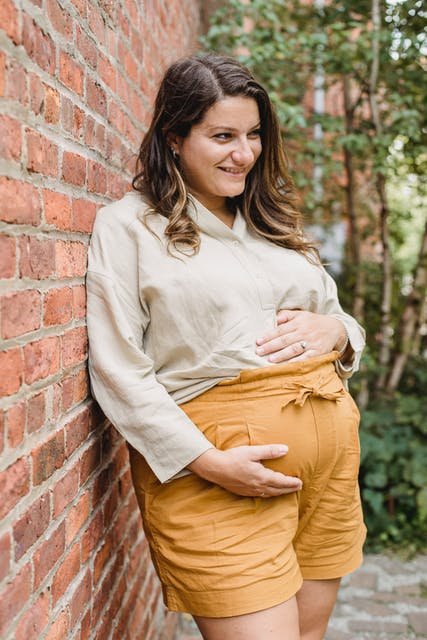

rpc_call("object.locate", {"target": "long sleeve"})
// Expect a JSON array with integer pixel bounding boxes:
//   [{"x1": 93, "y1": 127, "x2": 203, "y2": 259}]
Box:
[
  {"x1": 86, "y1": 203, "x2": 213, "y2": 483},
  {"x1": 320, "y1": 265, "x2": 366, "y2": 379}
]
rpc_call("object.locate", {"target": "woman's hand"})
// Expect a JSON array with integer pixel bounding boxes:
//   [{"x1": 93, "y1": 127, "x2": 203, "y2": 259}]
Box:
[
  {"x1": 187, "y1": 445, "x2": 302, "y2": 497},
  {"x1": 255, "y1": 309, "x2": 349, "y2": 363}
]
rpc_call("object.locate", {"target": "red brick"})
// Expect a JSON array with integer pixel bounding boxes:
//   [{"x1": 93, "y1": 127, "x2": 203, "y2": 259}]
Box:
[
  {"x1": 0, "y1": 456, "x2": 30, "y2": 519},
  {"x1": 0, "y1": 347, "x2": 24, "y2": 396},
  {"x1": 81, "y1": 509, "x2": 103, "y2": 563},
  {"x1": 72, "y1": 284, "x2": 87, "y2": 318},
  {"x1": 0, "y1": 0, "x2": 21, "y2": 44},
  {"x1": 5, "y1": 58, "x2": 27, "y2": 104},
  {"x1": 60, "y1": 94, "x2": 73, "y2": 133},
  {"x1": 62, "y1": 151, "x2": 86, "y2": 186},
  {"x1": 88, "y1": 5, "x2": 105, "y2": 45},
  {"x1": 22, "y1": 15, "x2": 56, "y2": 73},
  {"x1": 29, "y1": 73, "x2": 44, "y2": 115},
  {"x1": 6, "y1": 400, "x2": 26, "y2": 448},
  {"x1": 61, "y1": 376, "x2": 74, "y2": 411},
  {"x1": 24, "y1": 336, "x2": 60, "y2": 384},
  {"x1": 19, "y1": 236, "x2": 56, "y2": 279},
  {"x1": 52, "y1": 542, "x2": 80, "y2": 604},
  {"x1": 72, "y1": 104, "x2": 85, "y2": 140},
  {"x1": 108, "y1": 172, "x2": 129, "y2": 200},
  {"x1": 43, "y1": 189, "x2": 72, "y2": 229},
  {"x1": 72, "y1": 198, "x2": 97, "y2": 232},
  {"x1": 27, "y1": 129, "x2": 58, "y2": 177},
  {"x1": 86, "y1": 77, "x2": 107, "y2": 117},
  {"x1": 66, "y1": 491, "x2": 90, "y2": 544},
  {"x1": 0, "y1": 533, "x2": 11, "y2": 582},
  {"x1": 76, "y1": 24, "x2": 97, "y2": 68},
  {"x1": 27, "y1": 392, "x2": 46, "y2": 434},
  {"x1": 103, "y1": 486, "x2": 119, "y2": 529},
  {"x1": 59, "y1": 51, "x2": 84, "y2": 95},
  {"x1": 80, "y1": 440, "x2": 101, "y2": 487},
  {"x1": 65, "y1": 408, "x2": 90, "y2": 457},
  {"x1": 124, "y1": 50, "x2": 138, "y2": 84},
  {"x1": 15, "y1": 590, "x2": 49, "y2": 640},
  {"x1": 44, "y1": 85, "x2": 60, "y2": 124},
  {"x1": 56, "y1": 240, "x2": 87, "y2": 278},
  {"x1": 1, "y1": 289, "x2": 41, "y2": 339},
  {"x1": 0, "y1": 411, "x2": 3, "y2": 454},
  {"x1": 0, "y1": 235, "x2": 16, "y2": 278},
  {"x1": 51, "y1": 382, "x2": 62, "y2": 420},
  {"x1": 74, "y1": 369, "x2": 89, "y2": 403},
  {"x1": 80, "y1": 608, "x2": 91, "y2": 640},
  {"x1": 0, "y1": 114, "x2": 21, "y2": 160},
  {"x1": 70, "y1": 568, "x2": 92, "y2": 627},
  {"x1": 61, "y1": 325, "x2": 88, "y2": 369},
  {"x1": 92, "y1": 464, "x2": 112, "y2": 505},
  {"x1": 98, "y1": 53, "x2": 116, "y2": 91},
  {"x1": 53, "y1": 462, "x2": 79, "y2": 516},
  {"x1": 47, "y1": 0, "x2": 73, "y2": 39},
  {"x1": 13, "y1": 492, "x2": 50, "y2": 561},
  {"x1": 87, "y1": 160, "x2": 107, "y2": 194},
  {"x1": 43, "y1": 286, "x2": 73, "y2": 326},
  {"x1": 93, "y1": 536, "x2": 111, "y2": 584},
  {"x1": 44, "y1": 609, "x2": 69, "y2": 640},
  {"x1": 0, "y1": 177, "x2": 41, "y2": 225},
  {"x1": 0, "y1": 51, "x2": 5, "y2": 96},
  {"x1": 32, "y1": 429, "x2": 64, "y2": 485},
  {"x1": 0, "y1": 564, "x2": 31, "y2": 638},
  {"x1": 33, "y1": 521, "x2": 65, "y2": 589}
]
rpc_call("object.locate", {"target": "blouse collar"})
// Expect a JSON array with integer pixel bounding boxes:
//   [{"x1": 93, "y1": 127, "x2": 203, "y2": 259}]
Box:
[{"x1": 187, "y1": 193, "x2": 245, "y2": 240}]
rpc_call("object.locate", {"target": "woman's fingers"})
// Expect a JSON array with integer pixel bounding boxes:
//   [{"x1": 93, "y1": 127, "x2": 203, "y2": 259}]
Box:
[{"x1": 255, "y1": 329, "x2": 300, "y2": 356}]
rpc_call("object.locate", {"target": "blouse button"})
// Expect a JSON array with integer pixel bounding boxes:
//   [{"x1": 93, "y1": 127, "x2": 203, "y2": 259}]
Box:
[{"x1": 232, "y1": 240, "x2": 239, "y2": 247}]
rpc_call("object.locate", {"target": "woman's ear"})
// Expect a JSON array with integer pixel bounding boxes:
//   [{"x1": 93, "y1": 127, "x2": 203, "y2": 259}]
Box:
[{"x1": 166, "y1": 133, "x2": 180, "y2": 156}]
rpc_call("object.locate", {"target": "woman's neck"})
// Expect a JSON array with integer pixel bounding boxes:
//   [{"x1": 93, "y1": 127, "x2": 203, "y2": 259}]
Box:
[{"x1": 189, "y1": 191, "x2": 235, "y2": 229}]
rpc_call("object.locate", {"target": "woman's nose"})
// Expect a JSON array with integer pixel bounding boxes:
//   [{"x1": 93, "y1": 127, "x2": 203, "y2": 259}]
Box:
[{"x1": 231, "y1": 138, "x2": 255, "y2": 164}]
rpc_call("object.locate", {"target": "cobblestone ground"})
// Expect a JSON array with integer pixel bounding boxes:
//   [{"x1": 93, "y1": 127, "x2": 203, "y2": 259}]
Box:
[{"x1": 175, "y1": 554, "x2": 427, "y2": 639}]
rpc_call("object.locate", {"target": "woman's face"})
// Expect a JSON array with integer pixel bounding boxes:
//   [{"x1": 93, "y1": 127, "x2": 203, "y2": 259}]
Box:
[{"x1": 171, "y1": 96, "x2": 262, "y2": 210}]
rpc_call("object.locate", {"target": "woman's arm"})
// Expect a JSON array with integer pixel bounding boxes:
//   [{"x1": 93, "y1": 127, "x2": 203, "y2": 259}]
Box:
[{"x1": 87, "y1": 203, "x2": 214, "y2": 483}]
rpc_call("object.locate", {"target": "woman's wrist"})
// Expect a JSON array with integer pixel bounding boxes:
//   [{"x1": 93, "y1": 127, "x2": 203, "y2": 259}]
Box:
[
  {"x1": 187, "y1": 447, "x2": 223, "y2": 481},
  {"x1": 334, "y1": 322, "x2": 349, "y2": 355}
]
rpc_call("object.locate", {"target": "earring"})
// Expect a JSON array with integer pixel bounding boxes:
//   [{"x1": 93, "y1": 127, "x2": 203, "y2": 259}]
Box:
[{"x1": 170, "y1": 147, "x2": 178, "y2": 160}]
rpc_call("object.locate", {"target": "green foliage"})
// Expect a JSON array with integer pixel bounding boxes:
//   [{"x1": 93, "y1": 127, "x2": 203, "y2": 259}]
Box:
[{"x1": 357, "y1": 360, "x2": 427, "y2": 554}]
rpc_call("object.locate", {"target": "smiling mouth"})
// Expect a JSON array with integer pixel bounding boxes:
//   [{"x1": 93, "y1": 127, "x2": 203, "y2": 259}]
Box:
[{"x1": 218, "y1": 167, "x2": 247, "y2": 175}]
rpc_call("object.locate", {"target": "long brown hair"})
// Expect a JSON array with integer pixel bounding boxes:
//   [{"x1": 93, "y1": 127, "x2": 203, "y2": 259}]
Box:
[{"x1": 133, "y1": 53, "x2": 318, "y2": 259}]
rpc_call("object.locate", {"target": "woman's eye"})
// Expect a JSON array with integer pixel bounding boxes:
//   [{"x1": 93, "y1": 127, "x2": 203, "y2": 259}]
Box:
[
  {"x1": 249, "y1": 129, "x2": 262, "y2": 138},
  {"x1": 214, "y1": 133, "x2": 231, "y2": 140}
]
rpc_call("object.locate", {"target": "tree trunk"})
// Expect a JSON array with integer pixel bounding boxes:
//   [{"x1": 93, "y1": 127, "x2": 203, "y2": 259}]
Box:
[
  {"x1": 343, "y1": 75, "x2": 364, "y2": 322},
  {"x1": 386, "y1": 219, "x2": 427, "y2": 392},
  {"x1": 368, "y1": 0, "x2": 394, "y2": 392}
]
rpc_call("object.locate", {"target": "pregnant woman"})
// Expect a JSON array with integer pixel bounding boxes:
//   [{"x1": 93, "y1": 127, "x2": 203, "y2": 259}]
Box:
[{"x1": 86, "y1": 53, "x2": 366, "y2": 640}]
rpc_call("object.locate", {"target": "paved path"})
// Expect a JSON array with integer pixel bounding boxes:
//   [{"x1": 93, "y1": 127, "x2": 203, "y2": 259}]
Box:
[{"x1": 175, "y1": 554, "x2": 427, "y2": 639}]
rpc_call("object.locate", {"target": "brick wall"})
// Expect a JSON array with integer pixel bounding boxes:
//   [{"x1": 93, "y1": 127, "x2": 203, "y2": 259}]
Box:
[{"x1": 0, "y1": 2, "x2": 202, "y2": 638}]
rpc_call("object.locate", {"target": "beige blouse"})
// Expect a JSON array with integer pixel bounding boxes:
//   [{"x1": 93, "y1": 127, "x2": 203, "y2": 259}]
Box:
[{"x1": 86, "y1": 191, "x2": 365, "y2": 483}]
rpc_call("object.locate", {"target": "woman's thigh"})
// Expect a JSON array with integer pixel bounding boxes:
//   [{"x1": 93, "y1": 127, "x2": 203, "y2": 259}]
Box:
[{"x1": 194, "y1": 596, "x2": 300, "y2": 640}]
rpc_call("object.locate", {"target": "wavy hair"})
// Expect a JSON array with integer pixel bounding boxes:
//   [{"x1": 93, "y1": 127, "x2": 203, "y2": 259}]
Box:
[{"x1": 132, "y1": 53, "x2": 318, "y2": 260}]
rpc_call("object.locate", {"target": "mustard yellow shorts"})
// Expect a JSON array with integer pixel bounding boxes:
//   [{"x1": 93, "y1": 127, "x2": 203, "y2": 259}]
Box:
[{"x1": 128, "y1": 352, "x2": 366, "y2": 618}]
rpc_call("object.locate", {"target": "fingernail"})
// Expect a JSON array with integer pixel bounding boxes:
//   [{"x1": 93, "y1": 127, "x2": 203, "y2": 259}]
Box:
[
  {"x1": 268, "y1": 354, "x2": 278, "y2": 362},
  {"x1": 256, "y1": 346, "x2": 265, "y2": 355},
  {"x1": 278, "y1": 445, "x2": 288, "y2": 454}
]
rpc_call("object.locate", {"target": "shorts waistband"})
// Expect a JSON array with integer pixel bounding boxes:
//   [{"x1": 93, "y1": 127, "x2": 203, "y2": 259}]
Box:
[{"x1": 192, "y1": 351, "x2": 344, "y2": 403}]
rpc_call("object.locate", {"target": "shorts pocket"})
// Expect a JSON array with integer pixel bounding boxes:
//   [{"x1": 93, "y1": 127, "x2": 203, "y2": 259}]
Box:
[{"x1": 213, "y1": 417, "x2": 251, "y2": 451}]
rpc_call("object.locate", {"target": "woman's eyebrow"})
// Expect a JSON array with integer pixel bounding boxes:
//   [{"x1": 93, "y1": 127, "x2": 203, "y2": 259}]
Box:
[{"x1": 205, "y1": 122, "x2": 261, "y2": 132}]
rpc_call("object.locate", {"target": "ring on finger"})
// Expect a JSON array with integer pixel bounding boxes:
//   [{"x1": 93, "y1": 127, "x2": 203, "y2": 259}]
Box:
[
  {"x1": 300, "y1": 340, "x2": 307, "y2": 350},
  {"x1": 260, "y1": 492, "x2": 265, "y2": 498}
]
